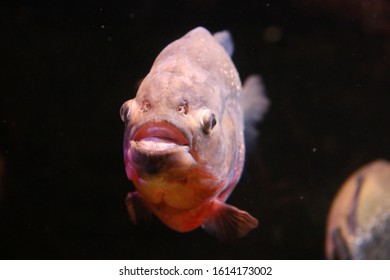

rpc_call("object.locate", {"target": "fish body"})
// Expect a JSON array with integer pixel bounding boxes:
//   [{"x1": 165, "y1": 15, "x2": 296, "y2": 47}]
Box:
[
  {"x1": 120, "y1": 27, "x2": 269, "y2": 240},
  {"x1": 326, "y1": 160, "x2": 390, "y2": 259}
]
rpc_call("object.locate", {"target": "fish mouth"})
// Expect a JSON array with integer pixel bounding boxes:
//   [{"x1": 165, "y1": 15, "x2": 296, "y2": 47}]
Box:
[
  {"x1": 130, "y1": 121, "x2": 191, "y2": 155},
  {"x1": 127, "y1": 121, "x2": 196, "y2": 176}
]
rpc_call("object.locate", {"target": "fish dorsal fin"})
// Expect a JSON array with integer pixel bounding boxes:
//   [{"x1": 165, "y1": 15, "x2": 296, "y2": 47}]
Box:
[
  {"x1": 241, "y1": 75, "x2": 270, "y2": 145},
  {"x1": 213, "y1": 30, "x2": 234, "y2": 56},
  {"x1": 202, "y1": 200, "x2": 258, "y2": 241}
]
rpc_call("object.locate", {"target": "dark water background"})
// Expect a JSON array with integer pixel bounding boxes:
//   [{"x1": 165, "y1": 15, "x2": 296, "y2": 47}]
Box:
[{"x1": 0, "y1": 0, "x2": 389, "y2": 259}]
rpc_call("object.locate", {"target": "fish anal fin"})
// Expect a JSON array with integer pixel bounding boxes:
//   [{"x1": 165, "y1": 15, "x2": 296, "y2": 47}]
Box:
[
  {"x1": 125, "y1": 191, "x2": 152, "y2": 226},
  {"x1": 202, "y1": 201, "x2": 258, "y2": 241}
]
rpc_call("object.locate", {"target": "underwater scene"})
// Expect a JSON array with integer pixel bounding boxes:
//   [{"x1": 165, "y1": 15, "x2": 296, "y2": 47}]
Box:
[{"x1": 1, "y1": 0, "x2": 389, "y2": 259}]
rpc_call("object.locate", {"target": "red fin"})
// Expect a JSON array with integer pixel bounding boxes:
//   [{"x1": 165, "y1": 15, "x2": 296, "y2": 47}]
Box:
[
  {"x1": 125, "y1": 191, "x2": 152, "y2": 225},
  {"x1": 202, "y1": 200, "x2": 258, "y2": 241}
]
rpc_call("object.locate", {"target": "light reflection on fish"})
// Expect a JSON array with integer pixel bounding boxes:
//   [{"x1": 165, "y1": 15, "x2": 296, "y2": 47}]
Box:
[
  {"x1": 326, "y1": 160, "x2": 390, "y2": 259},
  {"x1": 120, "y1": 27, "x2": 269, "y2": 240}
]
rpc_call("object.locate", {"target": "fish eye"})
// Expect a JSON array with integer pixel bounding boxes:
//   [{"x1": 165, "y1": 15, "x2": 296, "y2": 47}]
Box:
[
  {"x1": 177, "y1": 102, "x2": 189, "y2": 115},
  {"x1": 210, "y1": 113, "x2": 217, "y2": 128},
  {"x1": 202, "y1": 110, "x2": 217, "y2": 134},
  {"x1": 120, "y1": 102, "x2": 130, "y2": 122}
]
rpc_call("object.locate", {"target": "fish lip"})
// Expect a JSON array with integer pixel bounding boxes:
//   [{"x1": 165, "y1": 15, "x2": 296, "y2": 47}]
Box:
[
  {"x1": 130, "y1": 120, "x2": 191, "y2": 152},
  {"x1": 126, "y1": 121, "x2": 197, "y2": 176}
]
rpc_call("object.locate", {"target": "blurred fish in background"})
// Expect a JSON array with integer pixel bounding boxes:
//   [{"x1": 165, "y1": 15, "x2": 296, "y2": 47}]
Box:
[{"x1": 326, "y1": 160, "x2": 390, "y2": 259}]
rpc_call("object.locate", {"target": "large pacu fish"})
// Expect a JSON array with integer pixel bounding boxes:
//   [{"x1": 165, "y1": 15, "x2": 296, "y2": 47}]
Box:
[
  {"x1": 326, "y1": 160, "x2": 390, "y2": 259},
  {"x1": 120, "y1": 27, "x2": 269, "y2": 240}
]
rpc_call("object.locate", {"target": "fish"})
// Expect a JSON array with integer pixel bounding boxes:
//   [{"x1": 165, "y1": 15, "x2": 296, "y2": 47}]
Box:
[
  {"x1": 120, "y1": 26, "x2": 269, "y2": 241},
  {"x1": 325, "y1": 159, "x2": 390, "y2": 259}
]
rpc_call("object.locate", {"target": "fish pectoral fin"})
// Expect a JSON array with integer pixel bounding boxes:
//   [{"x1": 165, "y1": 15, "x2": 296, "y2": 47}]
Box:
[
  {"x1": 202, "y1": 201, "x2": 258, "y2": 241},
  {"x1": 125, "y1": 191, "x2": 152, "y2": 226},
  {"x1": 241, "y1": 75, "x2": 270, "y2": 147}
]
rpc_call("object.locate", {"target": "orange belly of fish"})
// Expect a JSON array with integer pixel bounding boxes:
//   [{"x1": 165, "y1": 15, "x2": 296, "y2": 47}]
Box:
[
  {"x1": 138, "y1": 175, "x2": 227, "y2": 232},
  {"x1": 151, "y1": 200, "x2": 213, "y2": 232}
]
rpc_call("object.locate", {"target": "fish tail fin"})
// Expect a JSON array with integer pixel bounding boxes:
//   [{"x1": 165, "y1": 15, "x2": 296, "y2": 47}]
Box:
[
  {"x1": 202, "y1": 200, "x2": 258, "y2": 241},
  {"x1": 241, "y1": 75, "x2": 270, "y2": 144},
  {"x1": 125, "y1": 191, "x2": 152, "y2": 226},
  {"x1": 213, "y1": 30, "x2": 234, "y2": 56}
]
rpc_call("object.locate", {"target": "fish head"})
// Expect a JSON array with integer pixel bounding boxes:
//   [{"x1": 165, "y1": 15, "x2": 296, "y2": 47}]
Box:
[{"x1": 120, "y1": 72, "x2": 225, "y2": 183}]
